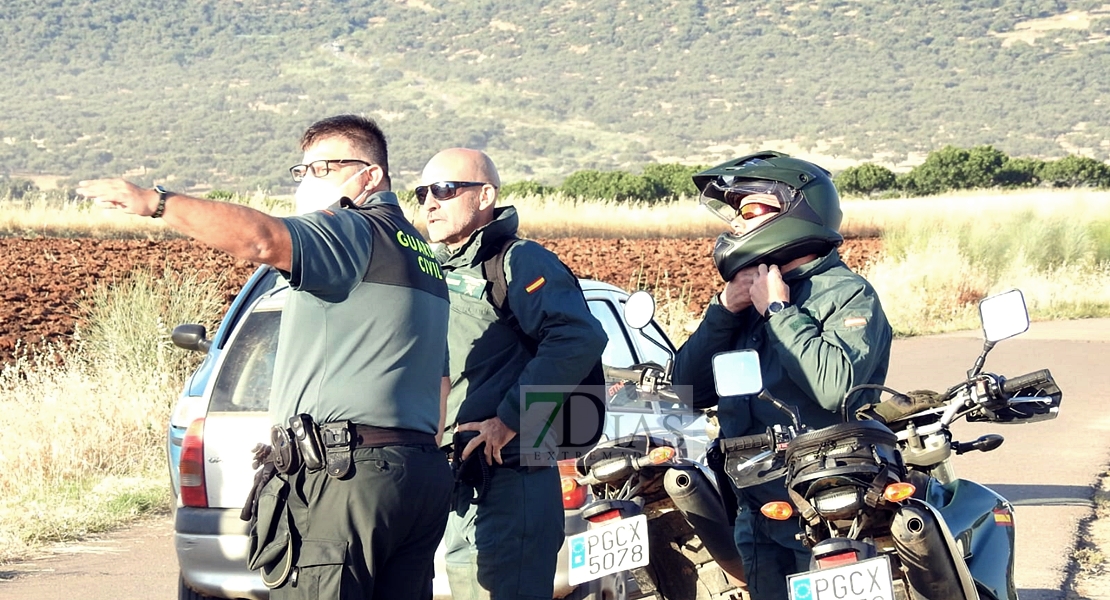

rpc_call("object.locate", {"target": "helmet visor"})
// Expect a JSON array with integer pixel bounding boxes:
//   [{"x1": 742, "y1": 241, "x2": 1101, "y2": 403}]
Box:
[{"x1": 699, "y1": 179, "x2": 799, "y2": 226}]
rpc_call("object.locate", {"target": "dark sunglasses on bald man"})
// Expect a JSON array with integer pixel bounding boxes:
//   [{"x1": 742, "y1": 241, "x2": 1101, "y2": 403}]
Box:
[{"x1": 415, "y1": 181, "x2": 489, "y2": 205}]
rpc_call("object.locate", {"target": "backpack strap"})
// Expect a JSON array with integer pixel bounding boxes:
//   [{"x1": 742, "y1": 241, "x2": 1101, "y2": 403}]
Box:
[
  {"x1": 481, "y1": 236, "x2": 607, "y2": 389},
  {"x1": 482, "y1": 235, "x2": 521, "y2": 314}
]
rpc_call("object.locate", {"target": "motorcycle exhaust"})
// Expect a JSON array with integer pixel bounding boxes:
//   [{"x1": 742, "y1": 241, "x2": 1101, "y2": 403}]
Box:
[
  {"x1": 890, "y1": 503, "x2": 976, "y2": 600},
  {"x1": 663, "y1": 467, "x2": 747, "y2": 584}
]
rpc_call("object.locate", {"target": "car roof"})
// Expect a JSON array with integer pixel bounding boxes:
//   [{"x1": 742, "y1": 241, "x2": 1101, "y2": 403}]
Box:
[{"x1": 578, "y1": 279, "x2": 628, "y2": 295}]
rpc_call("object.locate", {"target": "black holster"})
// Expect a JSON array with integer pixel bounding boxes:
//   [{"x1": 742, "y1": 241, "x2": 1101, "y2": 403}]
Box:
[
  {"x1": 289, "y1": 414, "x2": 324, "y2": 472},
  {"x1": 270, "y1": 424, "x2": 300, "y2": 475},
  {"x1": 452, "y1": 430, "x2": 491, "y2": 505}
]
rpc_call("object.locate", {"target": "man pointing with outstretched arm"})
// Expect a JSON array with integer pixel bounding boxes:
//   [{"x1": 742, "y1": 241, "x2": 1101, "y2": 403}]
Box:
[{"x1": 78, "y1": 114, "x2": 453, "y2": 600}]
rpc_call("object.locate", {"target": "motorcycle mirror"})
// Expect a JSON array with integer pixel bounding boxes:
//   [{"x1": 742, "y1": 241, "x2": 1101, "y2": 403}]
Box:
[
  {"x1": 712, "y1": 350, "x2": 763, "y2": 397},
  {"x1": 979, "y1": 289, "x2": 1030, "y2": 343},
  {"x1": 623, "y1": 291, "x2": 656, "y2": 330}
]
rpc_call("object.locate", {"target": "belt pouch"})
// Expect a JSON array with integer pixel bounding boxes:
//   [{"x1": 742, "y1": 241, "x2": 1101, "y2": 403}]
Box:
[
  {"x1": 320, "y1": 421, "x2": 355, "y2": 479},
  {"x1": 246, "y1": 475, "x2": 294, "y2": 589},
  {"x1": 270, "y1": 424, "x2": 300, "y2": 475},
  {"x1": 289, "y1": 414, "x2": 324, "y2": 472}
]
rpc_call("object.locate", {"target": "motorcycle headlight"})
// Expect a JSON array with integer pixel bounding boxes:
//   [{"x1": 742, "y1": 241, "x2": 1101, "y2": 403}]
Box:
[{"x1": 812, "y1": 487, "x2": 862, "y2": 520}]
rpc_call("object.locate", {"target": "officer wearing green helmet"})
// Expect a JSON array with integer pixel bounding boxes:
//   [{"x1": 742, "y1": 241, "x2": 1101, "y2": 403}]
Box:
[{"x1": 672, "y1": 151, "x2": 893, "y2": 600}]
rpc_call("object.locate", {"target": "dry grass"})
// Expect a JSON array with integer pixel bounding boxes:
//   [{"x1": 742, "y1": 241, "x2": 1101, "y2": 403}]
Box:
[
  {"x1": 6, "y1": 187, "x2": 1109, "y2": 242},
  {"x1": 840, "y1": 188, "x2": 1110, "y2": 238},
  {"x1": 0, "y1": 344, "x2": 174, "y2": 561},
  {"x1": 0, "y1": 192, "x2": 288, "y2": 239},
  {"x1": 855, "y1": 190, "x2": 1110, "y2": 336},
  {"x1": 0, "y1": 269, "x2": 222, "y2": 562}
]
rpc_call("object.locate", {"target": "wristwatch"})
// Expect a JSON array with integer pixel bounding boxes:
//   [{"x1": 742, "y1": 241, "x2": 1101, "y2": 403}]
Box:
[
  {"x1": 151, "y1": 185, "x2": 169, "y2": 219},
  {"x1": 766, "y1": 300, "x2": 792, "y2": 317}
]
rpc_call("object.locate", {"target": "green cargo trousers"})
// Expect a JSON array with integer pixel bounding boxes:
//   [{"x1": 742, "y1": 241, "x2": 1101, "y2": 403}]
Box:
[
  {"x1": 444, "y1": 464, "x2": 564, "y2": 600},
  {"x1": 273, "y1": 444, "x2": 452, "y2": 600}
]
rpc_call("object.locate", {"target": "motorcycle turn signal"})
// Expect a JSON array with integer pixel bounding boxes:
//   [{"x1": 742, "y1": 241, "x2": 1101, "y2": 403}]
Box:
[
  {"x1": 647, "y1": 446, "x2": 676, "y2": 465},
  {"x1": 761, "y1": 501, "x2": 795, "y2": 521},
  {"x1": 882, "y1": 482, "x2": 917, "y2": 503}
]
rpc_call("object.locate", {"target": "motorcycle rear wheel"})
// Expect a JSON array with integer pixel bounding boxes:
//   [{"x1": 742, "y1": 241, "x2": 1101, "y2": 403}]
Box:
[{"x1": 628, "y1": 511, "x2": 748, "y2": 600}]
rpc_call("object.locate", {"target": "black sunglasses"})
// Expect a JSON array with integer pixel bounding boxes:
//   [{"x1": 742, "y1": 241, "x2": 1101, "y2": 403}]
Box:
[{"x1": 415, "y1": 181, "x2": 488, "y2": 205}]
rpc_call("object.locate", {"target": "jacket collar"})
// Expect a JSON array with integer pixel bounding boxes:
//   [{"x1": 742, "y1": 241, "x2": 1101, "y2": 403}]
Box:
[
  {"x1": 437, "y1": 206, "x2": 519, "y2": 267},
  {"x1": 782, "y1": 250, "x2": 842, "y2": 282}
]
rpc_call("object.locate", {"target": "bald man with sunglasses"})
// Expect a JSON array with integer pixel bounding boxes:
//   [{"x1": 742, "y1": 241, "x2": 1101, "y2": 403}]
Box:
[{"x1": 418, "y1": 148, "x2": 607, "y2": 600}]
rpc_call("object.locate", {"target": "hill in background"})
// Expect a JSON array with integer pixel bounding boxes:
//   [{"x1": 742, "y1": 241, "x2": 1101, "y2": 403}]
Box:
[{"x1": 1, "y1": 0, "x2": 1108, "y2": 192}]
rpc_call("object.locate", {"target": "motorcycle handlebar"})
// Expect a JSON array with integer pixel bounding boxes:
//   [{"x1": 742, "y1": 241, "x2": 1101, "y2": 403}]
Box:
[
  {"x1": 1001, "y1": 369, "x2": 1054, "y2": 396},
  {"x1": 606, "y1": 366, "x2": 644, "y2": 384},
  {"x1": 719, "y1": 433, "x2": 772, "y2": 453}
]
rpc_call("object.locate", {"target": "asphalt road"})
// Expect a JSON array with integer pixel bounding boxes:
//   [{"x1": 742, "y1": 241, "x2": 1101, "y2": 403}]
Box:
[{"x1": 1, "y1": 319, "x2": 1108, "y2": 600}]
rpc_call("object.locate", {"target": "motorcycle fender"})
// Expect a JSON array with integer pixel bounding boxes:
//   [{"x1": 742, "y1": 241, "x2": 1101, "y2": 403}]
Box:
[{"x1": 925, "y1": 479, "x2": 1018, "y2": 600}]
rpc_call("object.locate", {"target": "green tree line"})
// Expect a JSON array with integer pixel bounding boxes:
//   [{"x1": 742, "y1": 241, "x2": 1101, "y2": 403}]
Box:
[
  {"x1": 8, "y1": 147, "x2": 1105, "y2": 204},
  {"x1": 835, "y1": 146, "x2": 1110, "y2": 197}
]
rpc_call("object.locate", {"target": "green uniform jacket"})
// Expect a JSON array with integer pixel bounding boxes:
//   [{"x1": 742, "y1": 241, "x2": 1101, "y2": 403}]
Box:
[
  {"x1": 438, "y1": 206, "x2": 608, "y2": 438},
  {"x1": 672, "y1": 251, "x2": 892, "y2": 439}
]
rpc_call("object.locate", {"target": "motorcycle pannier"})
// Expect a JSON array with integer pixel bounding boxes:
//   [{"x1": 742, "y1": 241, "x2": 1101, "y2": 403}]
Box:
[{"x1": 785, "y1": 420, "x2": 905, "y2": 496}]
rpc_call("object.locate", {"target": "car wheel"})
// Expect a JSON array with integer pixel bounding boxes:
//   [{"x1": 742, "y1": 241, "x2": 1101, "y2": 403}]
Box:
[{"x1": 179, "y1": 574, "x2": 218, "y2": 600}]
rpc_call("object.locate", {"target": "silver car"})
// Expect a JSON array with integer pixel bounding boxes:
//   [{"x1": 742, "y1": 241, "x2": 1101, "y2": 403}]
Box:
[{"x1": 168, "y1": 267, "x2": 706, "y2": 600}]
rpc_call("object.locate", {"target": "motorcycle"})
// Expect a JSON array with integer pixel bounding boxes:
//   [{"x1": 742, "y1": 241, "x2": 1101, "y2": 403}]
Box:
[
  {"x1": 709, "y1": 288, "x2": 1063, "y2": 600},
  {"x1": 563, "y1": 292, "x2": 750, "y2": 600}
]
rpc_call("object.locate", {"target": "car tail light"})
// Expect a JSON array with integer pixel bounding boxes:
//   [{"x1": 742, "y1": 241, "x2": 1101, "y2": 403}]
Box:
[
  {"x1": 816, "y1": 550, "x2": 858, "y2": 568},
  {"x1": 558, "y1": 459, "x2": 587, "y2": 510},
  {"x1": 180, "y1": 418, "x2": 208, "y2": 508}
]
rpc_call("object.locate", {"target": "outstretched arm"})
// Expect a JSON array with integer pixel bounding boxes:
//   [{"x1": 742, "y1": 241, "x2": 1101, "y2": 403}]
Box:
[{"x1": 77, "y1": 179, "x2": 292, "y2": 270}]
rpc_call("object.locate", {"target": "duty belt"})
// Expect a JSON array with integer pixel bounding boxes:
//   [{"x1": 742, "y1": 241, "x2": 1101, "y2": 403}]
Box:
[{"x1": 271, "y1": 415, "x2": 436, "y2": 479}]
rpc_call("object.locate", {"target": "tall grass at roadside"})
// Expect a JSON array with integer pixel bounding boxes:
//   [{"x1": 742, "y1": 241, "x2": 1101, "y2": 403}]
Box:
[
  {"x1": 864, "y1": 209, "x2": 1110, "y2": 336},
  {"x1": 0, "y1": 268, "x2": 224, "y2": 562}
]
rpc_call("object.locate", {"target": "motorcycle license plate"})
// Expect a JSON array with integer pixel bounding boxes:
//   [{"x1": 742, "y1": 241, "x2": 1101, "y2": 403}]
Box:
[
  {"x1": 567, "y1": 514, "x2": 649, "y2": 585},
  {"x1": 788, "y1": 555, "x2": 895, "y2": 600}
]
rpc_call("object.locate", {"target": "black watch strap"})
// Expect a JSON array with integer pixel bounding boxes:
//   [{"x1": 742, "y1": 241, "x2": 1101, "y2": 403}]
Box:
[{"x1": 151, "y1": 185, "x2": 169, "y2": 219}]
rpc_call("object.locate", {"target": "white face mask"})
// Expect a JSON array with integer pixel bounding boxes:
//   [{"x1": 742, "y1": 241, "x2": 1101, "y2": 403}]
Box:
[{"x1": 294, "y1": 166, "x2": 370, "y2": 215}]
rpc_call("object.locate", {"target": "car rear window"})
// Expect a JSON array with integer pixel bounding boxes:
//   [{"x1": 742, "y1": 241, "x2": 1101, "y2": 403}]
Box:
[{"x1": 209, "y1": 309, "x2": 280, "y2": 412}]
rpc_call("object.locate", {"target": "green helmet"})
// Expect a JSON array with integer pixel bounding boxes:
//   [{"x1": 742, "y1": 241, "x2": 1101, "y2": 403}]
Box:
[{"x1": 693, "y1": 151, "x2": 843, "y2": 281}]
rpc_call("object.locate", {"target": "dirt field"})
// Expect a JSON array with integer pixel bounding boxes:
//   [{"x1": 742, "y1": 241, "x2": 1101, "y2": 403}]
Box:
[{"x1": 0, "y1": 237, "x2": 882, "y2": 363}]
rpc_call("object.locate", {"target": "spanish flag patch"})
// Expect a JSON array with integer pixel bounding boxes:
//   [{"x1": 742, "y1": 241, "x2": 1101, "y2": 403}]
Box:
[
  {"x1": 525, "y1": 276, "x2": 546, "y2": 294},
  {"x1": 844, "y1": 317, "x2": 868, "y2": 327},
  {"x1": 993, "y1": 509, "x2": 1013, "y2": 526}
]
